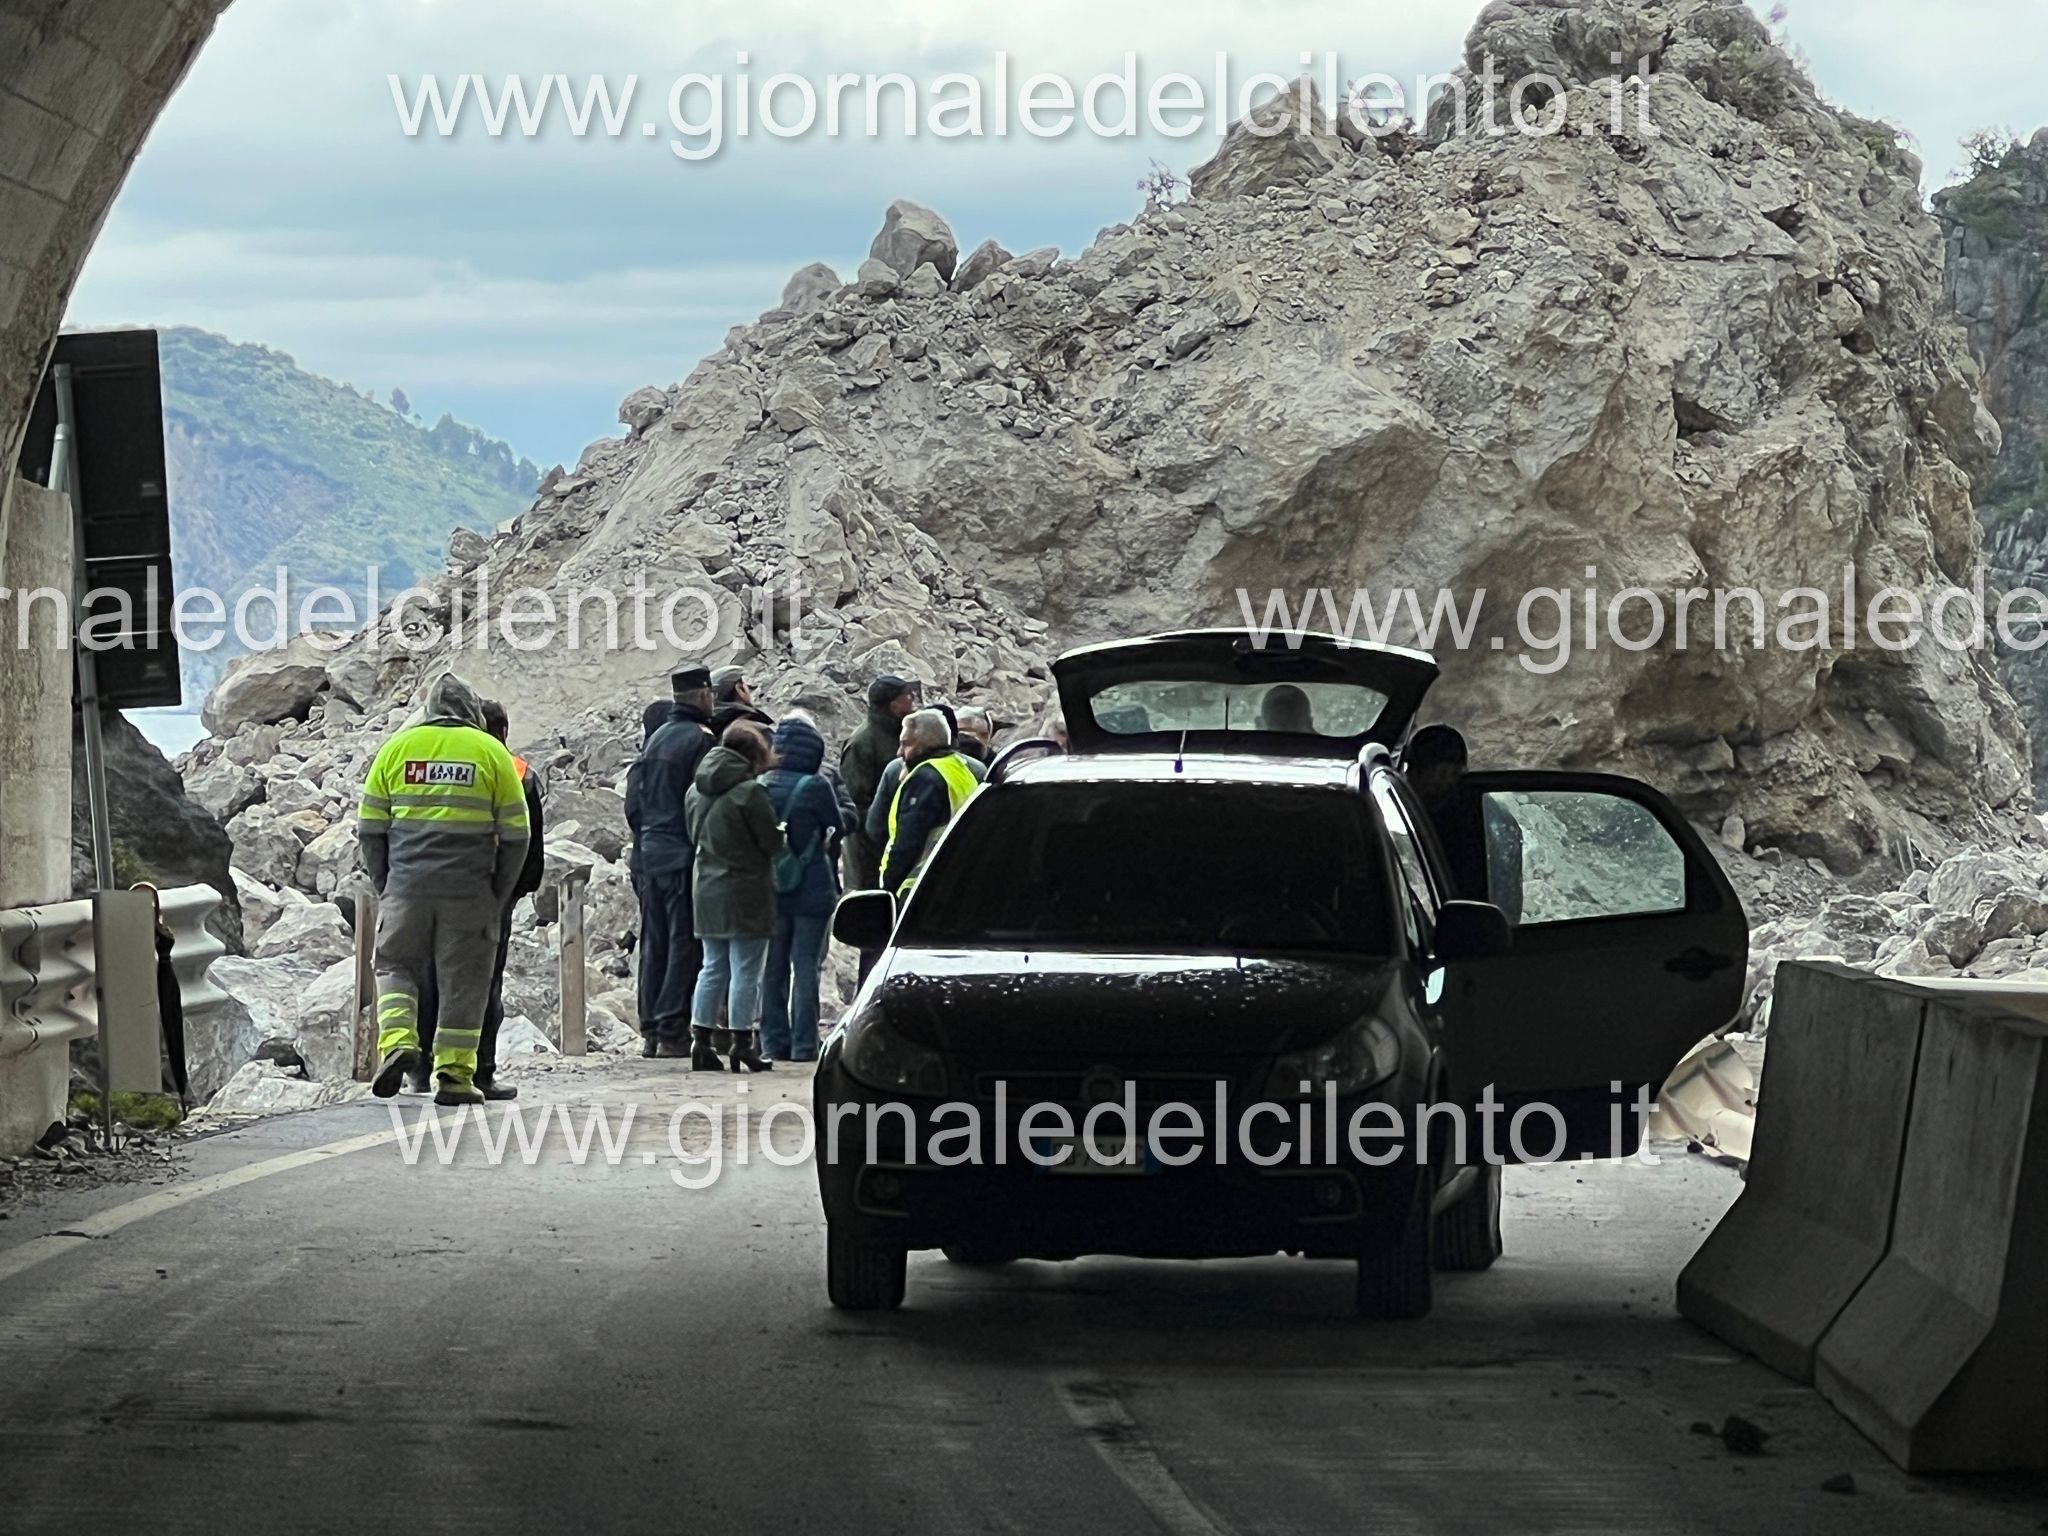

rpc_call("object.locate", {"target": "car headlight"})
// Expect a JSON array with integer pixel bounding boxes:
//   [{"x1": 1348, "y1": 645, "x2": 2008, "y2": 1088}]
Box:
[
  {"x1": 1265, "y1": 1015, "x2": 1402, "y2": 1099},
  {"x1": 841, "y1": 1010, "x2": 950, "y2": 1097}
]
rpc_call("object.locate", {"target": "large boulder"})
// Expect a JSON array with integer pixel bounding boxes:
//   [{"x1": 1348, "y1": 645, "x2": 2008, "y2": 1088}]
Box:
[
  {"x1": 868, "y1": 200, "x2": 958, "y2": 282},
  {"x1": 293, "y1": 958, "x2": 361, "y2": 1082},
  {"x1": 200, "y1": 635, "x2": 335, "y2": 735}
]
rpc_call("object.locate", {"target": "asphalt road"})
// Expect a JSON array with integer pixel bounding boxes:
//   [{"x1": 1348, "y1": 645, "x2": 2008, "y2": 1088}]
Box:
[{"x1": 1, "y1": 1057, "x2": 2042, "y2": 1536}]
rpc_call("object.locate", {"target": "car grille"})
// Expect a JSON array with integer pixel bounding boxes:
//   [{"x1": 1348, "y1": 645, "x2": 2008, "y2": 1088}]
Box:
[{"x1": 972, "y1": 1069, "x2": 1244, "y2": 1112}]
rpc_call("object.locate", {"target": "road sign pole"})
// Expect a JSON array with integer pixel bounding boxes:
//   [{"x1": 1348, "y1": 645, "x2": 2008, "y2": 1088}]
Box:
[{"x1": 54, "y1": 362, "x2": 116, "y2": 896}]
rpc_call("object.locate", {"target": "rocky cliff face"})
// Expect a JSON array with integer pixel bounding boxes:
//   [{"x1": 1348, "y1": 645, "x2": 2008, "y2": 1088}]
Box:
[{"x1": 1938, "y1": 130, "x2": 2048, "y2": 792}]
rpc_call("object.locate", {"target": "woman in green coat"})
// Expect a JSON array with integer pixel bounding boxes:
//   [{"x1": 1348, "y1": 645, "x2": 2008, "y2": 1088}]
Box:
[{"x1": 684, "y1": 720, "x2": 785, "y2": 1071}]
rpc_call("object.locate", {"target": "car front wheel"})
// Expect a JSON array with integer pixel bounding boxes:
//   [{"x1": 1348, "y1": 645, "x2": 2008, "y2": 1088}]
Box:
[
  {"x1": 1356, "y1": 1168, "x2": 1434, "y2": 1320},
  {"x1": 1434, "y1": 1160, "x2": 1503, "y2": 1271},
  {"x1": 827, "y1": 1224, "x2": 908, "y2": 1310}
]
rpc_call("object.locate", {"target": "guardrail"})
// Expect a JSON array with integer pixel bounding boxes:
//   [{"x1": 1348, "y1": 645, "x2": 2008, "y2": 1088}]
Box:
[
  {"x1": 1, "y1": 882, "x2": 230, "y2": 1064},
  {"x1": 0, "y1": 897, "x2": 98, "y2": 1062}
]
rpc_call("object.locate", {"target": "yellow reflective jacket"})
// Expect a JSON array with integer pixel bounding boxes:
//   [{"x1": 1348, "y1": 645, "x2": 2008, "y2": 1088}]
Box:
[
  {"x1": 358, "y1": 723, "x2": 529, "y2": 896},
  {"x1": 882, "y1": 751, "x2": 979, "y2": 897}
]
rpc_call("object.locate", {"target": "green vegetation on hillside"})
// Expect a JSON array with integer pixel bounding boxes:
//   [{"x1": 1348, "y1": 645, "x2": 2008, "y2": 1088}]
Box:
[{"x1": 156, "y1": 327, "x2": 539, "y2": 697}]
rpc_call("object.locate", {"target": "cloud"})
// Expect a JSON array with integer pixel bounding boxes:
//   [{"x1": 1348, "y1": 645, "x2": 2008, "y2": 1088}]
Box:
[{"x1": 66, "y1": 0, "x2": 2047, "y2": 465}]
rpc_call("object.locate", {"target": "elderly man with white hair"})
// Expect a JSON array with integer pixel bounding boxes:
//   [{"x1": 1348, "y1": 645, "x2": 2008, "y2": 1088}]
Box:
[{"x1": 878, "y1": 707, "x2": 981, "y2": 898}]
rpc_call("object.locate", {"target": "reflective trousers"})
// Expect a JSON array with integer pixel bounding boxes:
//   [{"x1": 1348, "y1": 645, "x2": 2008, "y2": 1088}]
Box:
[
  {"x1": 419, "y1": 892, "x2": 516, "y2": 1082},
  {"x1": 374, "y1": 890, "x2": 501, "y2": 1087}
]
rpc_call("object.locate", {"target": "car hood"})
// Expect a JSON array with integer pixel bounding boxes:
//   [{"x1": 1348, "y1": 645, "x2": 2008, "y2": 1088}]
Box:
[{"x1": 871, "y1": 948, "x2": 1396, "y2": 1058}]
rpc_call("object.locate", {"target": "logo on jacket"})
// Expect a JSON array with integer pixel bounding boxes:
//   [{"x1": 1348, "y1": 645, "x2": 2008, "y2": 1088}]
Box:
[{"x1": 403, "y1": 760, "x2": 477, "y2": 786}]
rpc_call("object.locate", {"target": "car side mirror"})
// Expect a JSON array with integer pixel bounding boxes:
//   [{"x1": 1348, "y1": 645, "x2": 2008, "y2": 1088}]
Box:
[
  {"x1": 1435, "y1": 900, "x2": 1512, "y2": 963},
  {"x1": 832, "y1": 890, "x2": 897, "y2": 951}
]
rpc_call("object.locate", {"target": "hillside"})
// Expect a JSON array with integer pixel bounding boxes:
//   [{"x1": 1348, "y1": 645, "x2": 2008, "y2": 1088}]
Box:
[
  {"x1": 159, "y1": 326, "x2": 540, "y2": 693},
  {"x1": 1937, "y1": 130, "x2": 2048, "y2": 789}
]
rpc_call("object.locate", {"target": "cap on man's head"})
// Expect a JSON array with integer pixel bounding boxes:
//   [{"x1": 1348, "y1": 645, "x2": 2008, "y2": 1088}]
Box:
[
  {"x1": 710, "y1": 664, "x2": 747, "y2": 699},
  {"x1": 868, "y1": 673, "x2": 920, "y2": 707},
  {"x1": 671, "y1": 665, "x2": 712, "y2": 694}
]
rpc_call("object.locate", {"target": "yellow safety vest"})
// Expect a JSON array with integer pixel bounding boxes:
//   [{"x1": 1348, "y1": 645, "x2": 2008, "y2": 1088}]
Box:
[
  {"x1": 358, "y1": 722, "x2": 529, "y2": 892},
  {"x1": 883, "y1": 753, "x2": 979, "y2": 896}
]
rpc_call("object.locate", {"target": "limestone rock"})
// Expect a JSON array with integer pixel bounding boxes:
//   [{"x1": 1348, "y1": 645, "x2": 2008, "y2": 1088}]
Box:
[
  {"x1": 781, "y1": 262, "x2": 841, "y2": 311},
  {"x1": 954, "y1": 239, "x2": 1013, "y2": 292},
  {"x1": 1190, "y1": 77, "x2": 1346, "y2": 200},
  {"x1": 200, "y1": 635, "x2": 334, "y2": 734},
  {"x1": 294, "y1": 958, "x2": 361, "y2": 1082},
  {"x1": 618, "y1": 386, "x2": 669, "y2": 435},
  {"x1": 869, "y1": 199, "x2": 959, "y2": 282},
  {"x1": 252, "y1": 900, "x2": 355, "y2": 969}
]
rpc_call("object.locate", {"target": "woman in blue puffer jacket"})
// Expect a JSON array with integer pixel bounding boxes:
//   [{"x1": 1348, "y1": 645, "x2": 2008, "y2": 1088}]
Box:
[{"x1": 758, "y1": 715, "x2": 854, "y2": 1061}]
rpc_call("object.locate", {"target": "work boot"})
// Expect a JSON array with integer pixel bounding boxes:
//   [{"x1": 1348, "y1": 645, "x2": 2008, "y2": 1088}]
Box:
[
  {"x1": 405, "y1": 1062, "x2": 433, "y2": 1094},
  {"x1": 689, "y1": 1027, "x2": 726, "y2": 1072},
  {"x1": 372, "y1": 1046, "x2": 421, "y2": 1099},
  {"x1": 728, "y1": 1030, "x2": 771, "y2": 1073},
  {"x1": 434, "y1": 1076, "x2": 485, "y2": 1107},
  {"x1": 475, "y1": 1075, "x2": 518, "y2": 1101},
  {"x1": 640, "y1": 1035, "x2": 659, "y2": 1060},
  {"x1": 655, "y1": 1035, "x2": 690, "y2": 1059}
]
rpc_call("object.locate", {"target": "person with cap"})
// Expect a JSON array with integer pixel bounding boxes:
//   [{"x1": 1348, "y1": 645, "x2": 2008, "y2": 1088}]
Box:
[
  {"x1": 709, "y1": 664, "x2": 775, "y2": 735},
  {"x1": 953, "y1": 706, "x2": 996, "y2": 765},
  {"x1": 1403, "y1": 723, "x2": 1523, "y2": 923},
  {"x1": 411, "y1": 697, "x2": 546, "y2": 1099},
  {"x1": 839, "y1": 674, "x2": 920, "y2": 900},
  {"x1": 359, "y1": 673, "x2": 531, "y2": 1106},
  {"x1": 758, "y1": 714, "x2": 853, "y2": 1062},
  {"x1": 880, "y1": 708, "x2": 981, "y2": 899},
  {"x1": 626, "y1": 664, "x2": 718, "y2": 1057}
]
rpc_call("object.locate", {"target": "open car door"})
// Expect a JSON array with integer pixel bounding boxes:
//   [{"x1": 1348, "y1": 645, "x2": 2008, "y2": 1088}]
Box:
[
  {"x1": 1433, "y1": 770, "x2": 1748, "y2": 1159},
  {"x1": 1052, "y1": 629, "x2": 1438, "y2": 758}
]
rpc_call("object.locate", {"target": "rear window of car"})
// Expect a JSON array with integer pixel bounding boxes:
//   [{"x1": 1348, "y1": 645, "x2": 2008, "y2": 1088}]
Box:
[
  {"x1": 1084, "y1": 679, "x2": 1388, "y2": 740},
  {"x1": 898, "y1": 781, "x2": 1392, "y2": 955}
]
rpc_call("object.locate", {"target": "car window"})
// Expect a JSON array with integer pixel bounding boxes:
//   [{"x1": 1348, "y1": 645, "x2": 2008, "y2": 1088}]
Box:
[
  {"x1": 1478, "y1": 790, "x2": 1685, "y2": 925},
  {"x1": 1084, "y1": 680, "x2": 1388, "y2": 739},
  {"x1": 1370, "y1": 774, "x2": 1437, "y2": 951},
  {"x1": 898, "y1": 781, "x2": 1393, "y2": 955}
]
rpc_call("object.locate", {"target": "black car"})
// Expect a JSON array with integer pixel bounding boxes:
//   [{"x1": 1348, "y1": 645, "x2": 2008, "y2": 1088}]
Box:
[{"x1": 814, "y1": 631, "x2": 1747, "y2": 1317}]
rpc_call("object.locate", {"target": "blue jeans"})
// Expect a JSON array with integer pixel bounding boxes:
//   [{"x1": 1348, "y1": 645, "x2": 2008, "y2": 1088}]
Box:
[
  {"x1": 692, "y1": 935, "x2": 770, "y2": 1034},
  {"x1": 761, "y1": 912, "x2": 829, "y2": 1060}
]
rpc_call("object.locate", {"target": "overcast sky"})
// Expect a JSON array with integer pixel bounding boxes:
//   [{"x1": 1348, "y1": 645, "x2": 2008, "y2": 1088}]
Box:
[{"x1": 66, "y1": 0, "x2": 2043, "y2": 470}]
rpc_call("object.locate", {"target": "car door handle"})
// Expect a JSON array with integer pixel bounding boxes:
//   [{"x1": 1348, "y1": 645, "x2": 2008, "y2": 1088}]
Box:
[{"x1": 1665, "y1": 947, "x2": 1734, "y2": 981}]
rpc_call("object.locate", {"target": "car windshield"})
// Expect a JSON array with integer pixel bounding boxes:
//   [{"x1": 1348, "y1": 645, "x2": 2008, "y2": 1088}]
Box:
[
  {"x1": 1082, "y1": 679, "x2": 1387, "y2": 739},
  {"x1": 898, "y1": 781, "x2": 1392, "y2": 954}
]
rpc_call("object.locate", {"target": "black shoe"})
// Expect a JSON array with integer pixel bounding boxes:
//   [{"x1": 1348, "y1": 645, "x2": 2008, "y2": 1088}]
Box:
[
  {"x1": 729, "y1": 1030, "x2": 771, "y2": 1073},
  {"x1": 640, "y1": 1035, "x2": 659, "y2": 1060},
  {"x1": 373, "y1": 1046, "x2": 421, "y2": 1099},
  {"x1": 476, "y1": 1077, "x2": 518, "y2": 1101},
  {"x1": 655, "y1": 1036, "x2": 690, "y2": 1059},
  {"x1": 405, "y1": 1065, "x2": 433, "y2": 1094},
  {"x1": 433, "y1": 1080, "x2": 484, "y2": 1107},
  {"x1": 689, "y1": 1027, "x2": 725, "y2": 1071}
]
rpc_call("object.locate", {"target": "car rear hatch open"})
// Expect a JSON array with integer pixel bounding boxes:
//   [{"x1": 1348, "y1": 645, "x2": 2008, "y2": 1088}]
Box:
[{"x1": 1052, "y1": 629, "x2": 1438, "y2": 757}]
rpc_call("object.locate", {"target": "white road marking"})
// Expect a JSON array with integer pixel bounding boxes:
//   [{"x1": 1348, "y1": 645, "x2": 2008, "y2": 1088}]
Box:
[
  {"x1": 1055, "y1": 1378, "x2": 1234, "y2": 1536},
  {"x1": 0, "y1": 1115, "x2": 452, "y2": 1285}
]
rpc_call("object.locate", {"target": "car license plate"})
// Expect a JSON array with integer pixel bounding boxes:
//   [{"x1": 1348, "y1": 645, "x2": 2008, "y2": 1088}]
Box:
[{"x1": 1030, "y1": 1134, "x2": 1152, "y2": 1174}]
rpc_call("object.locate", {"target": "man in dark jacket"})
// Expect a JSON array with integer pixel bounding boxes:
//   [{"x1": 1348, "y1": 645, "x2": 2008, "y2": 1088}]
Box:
[
  {"x1": 1404, "y1": 724, "x2": 1523, "y2": 923},
  {"x1": 411, "y1": 698, "x2": 546, "y2": 1098},
  {"x1": 626, "y1": 665, "x2": 717, "y2": 1057},
  {"x1": 839, "y1": 674, "x2": 919, "y2": 891},
  {"x1": 709, "y1": 664, "x2": 775, "y2": 735},
  {"x1": 759, "y1": 716, "x2": 852, "y2": 1062},
  {"x1": 880, "y1": 709, "x2": 981, "y2": 897}
]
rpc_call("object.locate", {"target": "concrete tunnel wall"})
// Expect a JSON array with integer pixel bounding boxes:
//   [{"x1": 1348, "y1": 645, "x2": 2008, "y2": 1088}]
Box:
[{"x1": 0, "y1": 0, "x2": 229, "y2": 1149}]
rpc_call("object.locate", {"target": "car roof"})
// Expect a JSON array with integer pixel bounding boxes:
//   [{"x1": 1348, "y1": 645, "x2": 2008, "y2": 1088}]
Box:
[{"x1": 996, "y1": 752, "x2": 1361, "y2": 790}]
